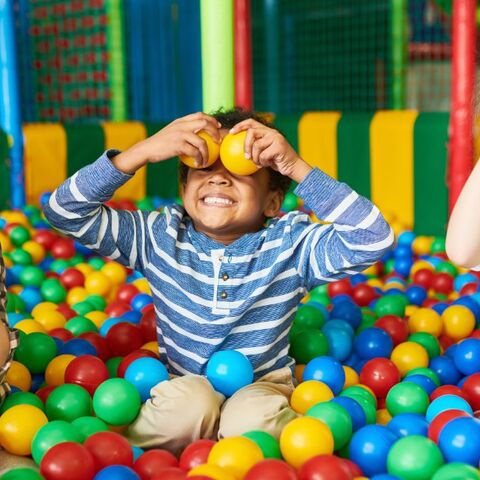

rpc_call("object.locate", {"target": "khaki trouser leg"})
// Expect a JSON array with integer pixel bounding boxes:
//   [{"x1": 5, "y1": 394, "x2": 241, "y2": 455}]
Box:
[
  {"x1": 125, "y1": 374, "x2": 224, "y2": 455},
  {"x1": 218, "y1": 366, "x2": 298, "y2": 439}
]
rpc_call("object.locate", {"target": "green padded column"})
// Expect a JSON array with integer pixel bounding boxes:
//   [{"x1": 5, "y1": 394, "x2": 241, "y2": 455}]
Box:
[
  {"x1": 413, "y1": 113, "x2": 449, "y2": 235},
  {"x1": 65, "y1": 125, "x2": 105, "y2": 177},
  {"x1": 0, "y1": 131, "x2": 10, "y2": 209}
]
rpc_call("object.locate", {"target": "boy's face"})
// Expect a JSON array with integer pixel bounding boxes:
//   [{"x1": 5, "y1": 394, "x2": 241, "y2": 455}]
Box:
[{"x1": 180, "y1": 130, "x2": 283, "y2": 244}]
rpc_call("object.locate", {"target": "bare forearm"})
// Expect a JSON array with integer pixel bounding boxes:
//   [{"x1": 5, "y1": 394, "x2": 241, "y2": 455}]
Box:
[{"x1": 446, "y1": 160, "x2": 480, "y2": 267}]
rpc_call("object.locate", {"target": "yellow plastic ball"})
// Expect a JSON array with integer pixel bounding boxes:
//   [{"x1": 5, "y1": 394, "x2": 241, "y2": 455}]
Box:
[
  {"x1": 22, "y1": 241, "x2": 46, "y2": 264},
  {"x1": 405, "y1": 305, "x2": 419, "y2": 318},
  {"x1": 442, "y1": 305, "x2": 475, "y2": 341},
  {"x1": 384, "y1": 282, "x2": 405, "y2": 292},
  {"x1": 141, "y1": 341, "x2": 159, "y2": 356},
  {"x1": 133, "y1": 278, "x2": 151, "y2": 295},
  {"x1": 6, "y1": 361, "x2": 32, "y2": 391},
  {"x1": 412, "y1": 236, "x2": 433, "y2": 256},
  {"x1": 45, "y1": 354, "x2": 76, "y2": 386},
  {"x1": 279, "y1": 416, "x2": 334, "y2": 469},
  {"x1": 208, "y1": 436, "x2": 263, "y2": 478},
  {"x1": 366, "y1": 278, "x2": 384, "y2": 289},
  {"x1": 377, "y1": 408, "x2": 392, "y2": 425},
  {"x1": 408, "y1": 308, "x2": 443, "y2": 337},
  {"x1": 15, "y1": 319, "x2": 46, "y2": 334},
  {"x1": 220, "y1": 131, "x2": 260, "y2": 176},
  {"x1": 35, "y1": 310, "x2": 66, "y2": 332},
  {"x1": 32, "y1": 302, "x2": 58, "y2": 318},
  {"x1": 411, "y1": 260, "x2": 435, "y2": 275},
  {"x1": 67, "y1": 286, "x2": 88, "y2": 305},
  {"x1": 187, "y1": 464, "x2": 236, "y2": 480},
  {"x1": 75, "y1": 263, "x2": 94, "y2": 276},
  {"x1": 180, "y1": 131, "x2": 220, "y2": 169},
  {"x1": 290, "y1": 380, "x2": 334, "y2": 414},
  {"x1": 391, "y1": 341, "x2": 429, "y2": 376},
  {"x1": 85, "y1": 272, "x2": 112, "y2": 297},
  {"x1": 85, "y1": 311, "x2": 109, "y2": 329},
  {"x1": 101, "y1": 261, "x2": 127, "y2": 285},
  {"x1": 8, "y1": 285, "x2": 22, "y2": 295},
  {"x1": 0, "y1": 232, "x2": 12, "y2": 252},
  {"x1": 2, "y1": 211, "x2": 29, "y2": 226},
  {"x1": 3, "y1": 257, "x2": 12, "y2": 268},
  {"x1": 0, "y1": 405, "x2": 48, "y2": 455},
  {"x1": 343, "y1": 366, "x2": 359, "y2": 388}
]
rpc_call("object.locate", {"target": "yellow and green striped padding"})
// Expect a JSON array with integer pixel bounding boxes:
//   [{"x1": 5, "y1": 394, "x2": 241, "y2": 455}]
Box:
[{"x1": 20, "y1": 112, "x2": 449, "y2": 235}]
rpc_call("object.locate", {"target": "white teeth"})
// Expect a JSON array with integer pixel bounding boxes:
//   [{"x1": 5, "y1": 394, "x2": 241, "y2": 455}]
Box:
[{"x1": 203, "y1": 197, "x2": 234, "y2": 205}]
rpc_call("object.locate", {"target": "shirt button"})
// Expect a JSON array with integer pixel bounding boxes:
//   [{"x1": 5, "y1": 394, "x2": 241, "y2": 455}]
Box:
[
  {"x1": 220, "y1": 291, "x2": 228, "y2": 299},
  {"x1": 219, "y1": 256, "x2": 224, "y2": 262},
  {"x1": 222, "y1": 273, "x2": 229, "y2": 281}
]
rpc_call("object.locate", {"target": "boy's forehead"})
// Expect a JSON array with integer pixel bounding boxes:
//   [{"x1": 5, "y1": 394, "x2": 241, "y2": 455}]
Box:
[{"x1": 219, "y1": 128, "x2": 230, "y2": 140}]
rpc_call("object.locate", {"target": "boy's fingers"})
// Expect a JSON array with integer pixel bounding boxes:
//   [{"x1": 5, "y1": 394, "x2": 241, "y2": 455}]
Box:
[
  {"x1": 181, "y1": 141, "x2": 203, "y2": 167},
  {"x1": 244, "y1": 128, "x2": 264, "y2": 159},
  {"x1": 251, "y1": 136, "x2": 274, "y2": 165},
  {"x1": 186, "y1": 133, "x2": 209, "y2": 166},
  {"x1": 230, "y1": 118, "x2": 264, "y2": 134},
  {"x1": 181, "y1": 112, "x2": 222, "y2": 129},
  {"x1": 189, "y1": 120, "x2": 221, "y2": 143}
]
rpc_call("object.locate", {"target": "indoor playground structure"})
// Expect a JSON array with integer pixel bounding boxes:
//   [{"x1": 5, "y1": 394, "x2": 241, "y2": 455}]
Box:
[{"x1": 4, "y1": 0, "x2": 480, "y2": 479}]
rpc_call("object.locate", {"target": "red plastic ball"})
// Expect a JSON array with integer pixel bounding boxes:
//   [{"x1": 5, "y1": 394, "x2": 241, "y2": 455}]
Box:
[
  {"x1": 469, "y1": 330, "x2": 480, "y2": 340},
  {"x1": 105, "y1": 301, "x2": 132, "y2": 318},
  {"x1": 117, "y1": 199, "x2": 137, "y2": 211},
  {"x1": 374, "y1": 315, "x2": 409, "y2": 346},
  {"x1": 412, "y1": 269, "x2": 435, "y2": 289},
  {"x1": 64, "y1": 355, "x2": 109, "y2": 395},
  {"x1": 430, "y1": 385, "x2": 470, "y2": 403},
  {"x1": 56, "y1": 303, "x2": 77, "y2": 320},
  {"x1": 461, "y1": 373, "x2": 480, "y2": 411},
  {"x1": 117, "y1": 350, "x2": 158, "y2": 378},
  {"x1": 134, "y1": 450, "x2": 179, "y2": 480},
  {"x1": 438, "y1": 334, "x2": 455, "y2": 351},
  {"x1": 106, "y1": 322, "x2": 145, "y2": 357},
  {"x1": 40, "y1": 442, "x2": 95, "y2": 480},
  {"x1": 84, "y1": 431, "x2": 133, "y2": 470},
  {"x1": 60, "y1": 268, "x2": 85, "y2": 289},
  {"x1": 327, "y1": 279, "x2": 352, "y2": 298},
  {"x1": 298, "y1": 455, "x2": 352, "y2": 480},
  {"x1": 460, "y1": 283, "x2": 479, "y2": 296},
  {"x1": 352, "y1": 284, "x2": 377, "y2": 307},
  {"x1": 360, "y1": 358, "x2": 400, "y2": 399},
  {"x1": 117, "y1": 284, "x2": 141, "y2": 304},
  {"x1": 151, "y1": 468, "x2": 187, "y2": 480},
  {"x1": 245, "y1": 459, "x2": 297, "y2": 480},
  {"x1": 49, "y1": 328, "x2": 74, "y2": 342},
  {"x1": 51, "y1": 238, "x2": 76, "y2": 259},
  {"x1": 36, "y1": 385, "x2": 56, "y2": 404},
  {"x1": 432, "y1": 272, "x2": 454, "y2": 294},
  {"x1": 140, "y1": 309, "x2": 157, "y2": 342},
  {"x1": 179, "y1": 439, "x2": 216, "y2": 471},
  {"x1": 341, "y1": 459, "x2": 363, "y2": 477},
  {"x1": 428, "y1": 409, "x2": 471, "y2": 443},
  {"x1": 422, "y1": 298, "x2": 440, "y2": 308},
  {"x1": 34, "y1": 230, "x2": 58, "y2": 250},
  {"x1": 79, "y1": 332, "x2": 112, "y2": 362}
]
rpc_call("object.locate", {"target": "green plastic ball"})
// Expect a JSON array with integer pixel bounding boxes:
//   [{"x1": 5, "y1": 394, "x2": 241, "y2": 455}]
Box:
[
  {"x1": 19, "y1": 266, "x2": 45, "y2": 287},
  {"x1": 386, "y1": 381, "x2": 430, "y2": 416},
  {"x1": 71, "y1": 301, "x2": 96, "y2": 316},
  {"x1": 6, "y1": 292, "x2": 26, "y2": 313},
  {"x1": 136, "y1": 197, "x2": 154, "y2": 210},
  {"x1": 436, "y1": 261, "x2": 457, "y2": 276},
  {"x1": 40, "y1": 278, "x2": 67, "y2": 303},
  {"x1": 85, "y1": 294, "x2": 107, "y2": 311},
  {"x1": 92, "y1": 378, "x2": 141, "y2": 426},
  {"x1": 106, "y1": 357, "x2": 122, "y2": 378},
  {"x1": 14, "y1": 332, "x2": 57, "y2": 374},
  {"x1": 281, "y1": 192, "x2": 299, "y2": 212},
  {"x1": 242, "y1": 430, "x2": 282, "y2": 459},
  {"x1": 65, "y1": 316, "x2": 98, "y2": 335},
  {"x1": 71, "y1": 416, "x2": 109, "y2": 442},
  {"x1": 10, "y1": 248, "x2": 32, "y2": 266},
  {"x1": 432, "y1": 463, "x2": 480, "y2": 480},
  {"x1": 0, "y1": 469, "x2": 44, "y2": 480},
  {"x1": 70, "y1": 253, "x2": 84, "y2": 266},
  {"x1": 31, "y1": 420, "x2": 82, "y2": 465},
  {"x1": 307, "y1": 292, "x2": 330, "y2": 307},
  {"x1": 289, "y1": 330, "x2": 329, "y2": 364},
  {"x1": 45, "y1": 384, "x2": 92, "y2": 422},
  {"x1": 374, "y1": 294, "x2": 408, "y2": 318},
  {"x1": 50, "y1": 259, "x2": 71, "y2": 273},
  {"x1": 0, "y1": 391, "x2": 44, "y2": 414},
  {"x1": 9, "y1": 225, "x2": 31, "y2": 247},
  {"x1": 341, "y1": 392, "x2": 376, "y2": 425},
  {"x1": 306, "y1": 401, "x2": 353, "y2": 450},
  {"x1": 387, "y1": 435, "x2": 444, "y2": 479},
  {"x1": 88, "y1": 257, "x2": 105, "y2": 270},
  {"x1": 409, "y1": 332, "x2": 440, "y2": 359},
  {"x1": 430, "y1": 237, "x2": 446, "y2": 254},
  {"x1": 293, "y1": 304, "x2": 326, "y2": 330}
]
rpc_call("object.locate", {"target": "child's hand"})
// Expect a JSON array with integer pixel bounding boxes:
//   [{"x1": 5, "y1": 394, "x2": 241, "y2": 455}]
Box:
[
  {"x1": 229, "y1": 119, "x2": 311, "y2": 182},
  {"x1": 113, "y1": 113, "x2": 222, "y2": 174}
]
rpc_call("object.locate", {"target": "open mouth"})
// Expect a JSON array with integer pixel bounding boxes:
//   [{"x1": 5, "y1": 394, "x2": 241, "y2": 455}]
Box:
[{"x1": 201, "y1": 195, "x2": 237, "y2": 207}]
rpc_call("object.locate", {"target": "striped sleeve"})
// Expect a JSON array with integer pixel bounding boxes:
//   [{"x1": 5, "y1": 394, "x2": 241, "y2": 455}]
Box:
[
  {"x1": 42, "y1": 151, "x2": 163, "y2": 272},
  {"x1": 291, "y1": 168, "x2": 394, "y2": 291}
]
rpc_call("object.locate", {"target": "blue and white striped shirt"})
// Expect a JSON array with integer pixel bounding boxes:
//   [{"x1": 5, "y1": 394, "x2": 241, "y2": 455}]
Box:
[{"x1": 43, "y1": 151, "x2": 394, "y2": 378}]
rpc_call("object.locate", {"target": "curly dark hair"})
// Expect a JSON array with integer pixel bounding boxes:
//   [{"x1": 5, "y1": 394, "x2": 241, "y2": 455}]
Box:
[{"x1": 178, "y1": 107, "x2": 292, "y2": 195}]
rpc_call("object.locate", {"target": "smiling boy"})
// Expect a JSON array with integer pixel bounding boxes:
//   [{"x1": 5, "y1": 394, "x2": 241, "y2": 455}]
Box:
[{"x1": 43, "y1": 108, "x2": 393, "y2": 453}]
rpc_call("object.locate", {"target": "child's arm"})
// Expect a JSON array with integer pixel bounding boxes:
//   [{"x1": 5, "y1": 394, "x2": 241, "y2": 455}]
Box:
[
  {"x1": 446, "y1": 160, "x2": 480, "y2": 268},
  {"x1": 43, "y1": 113, "x2": 221, "y2": 271},
  {"x1": 231, "y1": 119, "x2": 394, "y2": 291}
]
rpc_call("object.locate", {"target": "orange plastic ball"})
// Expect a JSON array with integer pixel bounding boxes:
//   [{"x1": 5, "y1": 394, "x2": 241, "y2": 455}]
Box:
[
  {"x1": 45, "y1": 354, "x2": 76, "y2": 386},
  {"x1": 6, "y1": 361, "x2": 32, "y2": 391},
  {"x1": 290, "y1": 380, "x2": 334, "y2": 414},
  {"x1": 180, "y1": 131, "x2": 220, "y2": 168},
  {"x1": 408, "y1": 308, "x2": 443, "y2": 337},
  {"x1": 220, "y1": 131, "x2": 260, "y2": 176}
]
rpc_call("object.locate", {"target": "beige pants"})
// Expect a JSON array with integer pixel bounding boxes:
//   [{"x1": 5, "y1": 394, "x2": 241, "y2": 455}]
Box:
[{"x1": 125, "y1": 367, "x2": 297, "y2": 455}]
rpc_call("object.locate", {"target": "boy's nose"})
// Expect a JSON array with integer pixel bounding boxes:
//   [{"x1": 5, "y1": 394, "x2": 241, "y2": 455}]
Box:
[{"x1": 208, "y1": 162, "x2": 232, "y2": 185}]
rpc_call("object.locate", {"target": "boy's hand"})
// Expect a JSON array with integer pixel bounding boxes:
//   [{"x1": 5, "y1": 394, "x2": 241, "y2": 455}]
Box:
[
  {"x1": 112, "y1": 113, "x2": 222, "y2": 174},
  {"x1": 230, "y1": 119, "x2": 312, "y2": 183}
]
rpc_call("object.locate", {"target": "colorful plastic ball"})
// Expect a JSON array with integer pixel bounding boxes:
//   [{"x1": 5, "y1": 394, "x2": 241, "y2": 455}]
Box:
[
  {"x1": 84, "y1": 431, "x2": 134, "y2": 470},
  {"x1": 133, "y1": 449, "x2": 179, "y2": 479},
  {"x1": 65, "y1": 315, "x2": 98, "y2": 336},
  {"x1": 405, "y1": 285, "x2": 427, "y2": 306},
  {"x1": 187, "y1": 464, "x2": 235, "y2": 479},
  {"x1": 302, "y1": 356, "x2": 345, "y2": 394},
  {"x1": 306, "y1": 401, "x2": 353, "y2": 450},
  {"x1": 388, "y1": 413, "x2": 428, "y2": 438},
  {"x1": 441, "y1": 305, "x2": 475, "y2": 340},
  {"x1": 106, "y1": 322, "x2": 145, "y2": 357},
  {"x1": 354, "y1": 327, "x2": 393, "y2": 360},
  {"x1": 426, "y1": 394, "x2": 473, "y2": 423},
  {"x1": 0, "y1": 390, "x2": 44, "y2": 414},
  {"x1": 279, "y1": 416, "x2": 334, "y2": 469},
  {"x1": 408, "y1": 308, "x2": 442, "y2": 337},
  {"x1": 60, "y1": 338, "x2": 97, "y2": 356},
  {"x1": 131, "y1": 293, "x2": 153, "y2": 312},
  {"x1": 40, "y1": 441, "x2": 96, "y2": 480},
  {"x1": 35, "y1": 310, "x2": 66, "y2": 332},
  {"x1": 6, "y1": 360, "x2": 32, "y2": 391},
  {"x1": 294, "y1": 304, "x2": 327, "y2": 330},
  {"x1": 31, "y1": 420, "x2": 83, "y2": 464},
  {"x1": 79, "y1": 332, "x2": 112, "y2": 362},
  {"x1": 431, "y1": 462, "x2": 480, "y2": 480},
  {"x1": 14, "y1": 332, "x2": 57, "y2": 374},
  {"x1": 374, "y1": 315, "x2": 409, "y2": 346},
  {"x1": 179, "y1": 130, "x2": 220, "y2": 168},
  {"x1": 432, "y1": 273, "x2": 454, "y2": 294},
  {"x1": 390, "y1": 341, "x2": 429, "y2": 376},
  {"x1": 327, "y1": 279, "x2": 353, "y2": 298},
  {"x1": 386, "y1": 381, "x2": 429, "y2": 416},
  {"x1": 14, "y1": 318, "x2": 46, "y2": 334},
  {"x1": 349, "y1": 425, "x2": 398, "y2": 477},
  {"x1": 99, "y1": 316, "x2": 125, "y2": 336},
  {"x1": 297, "y1": 455, "x2": 354, "y2": 480},
  {"x1": 374, "y1": 294, "x2": 408, "y2": 318},
  {"x1": 93, "y1": 465, "x2": 140, "y2": 480},
  {"x1": 206, "y1": 350, "x2": 254, "y2": 397},
  {"x1": 387, "y1": 435, "x2": 443, "y2": 479},
  {"x1": 453, "y1": 338, "x2": 480, "y2": 375},
  {"x1": 461, "y1": 373, "x2": 480, "y2": 410},
  {"x1": 290, "y1": 380, "x2": 334, "y2": 414},
  {"x1": 71, "y1": 416, "x2": 109, "y2": 442},
  {"x1": 179, "y1": 439, "x2": 216, "y2": 471},
  {"x1": 244, "y1": 459, "x2": 297, "y2": 480},
  {"x1": 102, "y1": 261, "x2": 127, "y2": 285},
  {"x1": 84, "y1": 272, "x2": 112, "y2": 297},
  {"x1": 0, "y1": 468, "x2": 44, "y2": 480},
  {"x1": 40, "y1": 278, "x2": 67, "y2": 303},
  {"x1": 322, "y1": 325, "x2": 353, "y2": 362},
  {"x1": 360, "y1": 358, "x2": 400, "y2": 398},
  {"x1": 19, "y1": 266, "x2": 45, "y2": 287},
  {"x1": 431, "y1": 384, "x2": 467, "y2": 402},
  {"x1": 330, "y1": 300, "x2": 362, "y2": 329},
  {"x1": 438, "y1": 417, "x2": 480, "y2": 466},
  {"x1": 428, "y1": 409, "x2": 471, "y2": 443},
  {"x1": 429, "y1": 356, "x2": 461, "y2": 385},
  {"x1": 219, "y1": 131, "x2": 259, "y2": 176},
  {"x1": 45, "y1": 383, "x2": 92, "y2": 422},
  {"x1": 45, "y1": 354, "x2": 76, "y2": 386},
  {"x1": 242, "y1": 431, "x2": 282, "y2": 459},
  {"x1": 92, "y1": 378, "x2": 141, "y2": 426},
  {"x1": 0, "y1": 404, "x2": 48, "y2": 455},
  {"x1": 208, "y1": 436, "x2": 263, "y2": 478},
  {"x1": 403, "y1": 373, "x2": 437, "y2": 396},
  {"x1": 125, "y1": 357, "x2": 169, "y2": 402},
  {"x1": 64, "y1": 355, "x2": 109, "y2": 395}
]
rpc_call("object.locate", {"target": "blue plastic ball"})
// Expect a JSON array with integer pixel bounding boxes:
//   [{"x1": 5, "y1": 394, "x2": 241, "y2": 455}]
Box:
[
  {"x1": 59, "y1": 338, "x2": 97, "y2": 357},
  {"x1": 124, "y1": 357, "x2": 169, "y2": 402},
  {"x1": 426, "y1": 394, "x2": 473, "y2": 423},
  {"x1": 397, "y1": 231, "x2": 415, "y2": 247},
  {"x1": 303, "y1": 356, "x2": 345, "y2": 394},
  {"x1": 19, "y1": 286, "x2": 43, "y2": 313},
  {"x1": 206, "y1": 350, "x2": 254, "y2": 397},
  {"x1": 350, "y1": 274, "x2": 368, "y2": 286},
  {"x1": 453, "y1": 339, "x2": 480, "y2": 375},
  {"x1": 132, "y1": 446, "x2": 144, "y2": 461},
  {"x1": 405, "y1": 285, "x2": 427, "y2": 306},
  {"x1": 453, "y1": 296, "x2": 480, "y2": 322},
  {"x1": 131, "y1": 293, "x2": 152, "y2": 312},
  {"x1": 394, "y1": 245, "x2": 412, "y2": 258},
  {"x1": 332, "y1": 396, "x2": 366, "y2": 431},
  {"x1": 99, "y1": 317, "x2": 124, "y2": 337},
  {"x1": 121, "y1": 310, "x2": 142, "y2": 324},
  {"x1": 354, "y1": 327, "x2": 393, "y2": 360},
  {"x1": 438, "y1": 417, "x2": 480, "y2": 466},
  {"x1": 444, "y1": 344, "x2": 457, "y2": 359},
  {"x1": 371, "y1": 475, "x2": 401, "y2": 480},
  {"x1": 454, "y1": 273, "x2": 478, "y2": 293},
  {"x1": 403, "y1": 374, "x2": 437, "y2": 396},
  {"x1": 394, "y1": 258, "x2": 413, "y2": 277},
  {"x1": 330, "y1": 300, "x2": 362, "y2": 329},
  {"x1": 323, "y1": 319, "x2": 355, "y2": 337},
  {"x1": 387, "y1": 413, "x2": 428, "y2": 438},
  {"x1": 322, "y1": 327, "x2": 353, "y2": 362},
  {"x1": 93, "y1": 465, "x2": 140, "y2": 480},
  {"x1": 431, "y1": 302, "x2": 449, "y2": 315},
  {"x1": 429, "y1": 356, "x2": 461, "y2": 385}
]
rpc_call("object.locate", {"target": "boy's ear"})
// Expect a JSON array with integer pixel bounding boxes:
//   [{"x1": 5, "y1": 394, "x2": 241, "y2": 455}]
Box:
[{"x1": 264, "y1": 190, "x2": 283, "y2": 218}]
